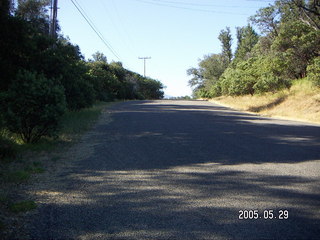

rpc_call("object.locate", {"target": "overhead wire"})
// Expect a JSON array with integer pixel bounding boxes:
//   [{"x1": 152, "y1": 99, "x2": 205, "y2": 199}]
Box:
[
  {"x1": 132, "y1": 0, "x2": 249, "y2": 15},
  {"x1": 70, "y1": 0, "x2": 121, "y2": 61},
  {"x1": 99, "y1": 0, "x2": 138, "y2": 59},
  {"x1": 110, "y1": 0, "x2": 139, "y2": 57},
  {"x1": 147, "y1": 0, "x2": 258, "y2": 8}
]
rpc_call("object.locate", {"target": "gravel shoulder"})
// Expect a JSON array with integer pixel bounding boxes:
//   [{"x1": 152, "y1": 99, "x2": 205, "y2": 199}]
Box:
[{"x1": 11, "y1": 100, "x2": 320, "y2": 239}]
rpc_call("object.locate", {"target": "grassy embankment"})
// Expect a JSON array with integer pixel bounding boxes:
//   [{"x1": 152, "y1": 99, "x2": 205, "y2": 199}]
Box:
[
  {"x1": 0, "y1": 101, "x2": 114, "y2": 232},
  {"x1": 210, "y1": 80, "x2": 320, "y2": 124}
]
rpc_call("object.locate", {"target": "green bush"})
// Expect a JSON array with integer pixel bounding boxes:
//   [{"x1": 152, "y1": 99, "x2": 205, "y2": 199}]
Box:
[
  {"x1": 253, "y1": 73, "x2": 290, "y2": 94},
  {"x1": 86, "y1": 62, "x2": 120, "y2": 101},
  {"x1": 136, "y1": 78, "x2": 164, "y2": 100},
  {"x1": 220, "y1": 66, "x2": 255, "y2": 96},
  {"x1": 65, "y1": 77, "x2": 96, "y2": 111},
  {"x1": 307, "y1": 57, "x2": 320, "y2": 87},
  {"x1": 3, "y1": 70, "x2": 66, "y2": 143}
]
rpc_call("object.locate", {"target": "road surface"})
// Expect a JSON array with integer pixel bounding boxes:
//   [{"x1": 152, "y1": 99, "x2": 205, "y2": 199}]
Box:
[{"x1": 26, "y1": 100, "x2": 320, "y2": 239}]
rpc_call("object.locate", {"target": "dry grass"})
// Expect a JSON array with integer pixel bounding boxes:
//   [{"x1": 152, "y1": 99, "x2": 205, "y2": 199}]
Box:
[{"x1": 210, "y1": 80, "x2": 320, "y2": 124}]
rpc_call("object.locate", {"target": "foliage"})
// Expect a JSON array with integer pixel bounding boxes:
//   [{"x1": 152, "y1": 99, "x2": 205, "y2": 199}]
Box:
[
  {"x1": 234, "y1": 25, "x2": 259, "y2": 63},
  {"x1": 3, "y1": 70, "x2": 66, "y2": 143},
  {"x1": 187, "y1": 54, "x2": 228, "y2": 98},
  {"x1": 0, "y1": 0, "x2": 166, "y2": 144},
  {"x1": 87, "y1": 58, "x2": 164, "y2": 101},
  {"x1": 91, "y1": 51, "x2": 108, "y2": 63},
  {"x1": 220, "y1": 60, "x2": 256, "y2": 96},
  {"x1": 136, "y1": 77, "x2": 165, "y2": 100},
  {"x1": 249, "y1": 4, "x2": 280, "y2": 37},
  {"x1": 307, "y1": 56, "x2": 320, "y2": 86},
  {"x1": 16, "y1": 0, "x2": 51, "y2": 34},
  {"x1": 272, "y1": 20, "x2": 320, "y2": 78},
  {"x1": 291, "y1": 0, "x2": 320, "y2": 30},
  {"x1": 189, "y1": 0, "x2": 320, "y2": 98},
  {"x1": 87, "y1": 61, "x2": 119, "y2": 101},
  {"x1": 218, "y1": 27, "x2": 233, "y2": 64}
]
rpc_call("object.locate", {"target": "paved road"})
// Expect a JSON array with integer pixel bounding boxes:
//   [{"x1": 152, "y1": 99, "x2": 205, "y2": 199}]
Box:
[{"x1": 27, "y1": 100, "x2": 320, "y2": 239}]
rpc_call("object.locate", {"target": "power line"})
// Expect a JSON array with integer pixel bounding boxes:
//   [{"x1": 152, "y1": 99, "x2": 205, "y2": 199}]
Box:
[
  {"x1": 110, "y1": 0, "x2": 138, "y2": 57},
  {"x1": 99, "y1": 0, "x2": 137, "y2": 58},
  {"x1": 133, "y1": 0, "x2": 248, "y2": 15},
  {"x1": 148, "y1": 0, "x2": 258, "y2": 9},
  {"x1": 70, "y1": 0, "x2": 121, "y2": 61}
]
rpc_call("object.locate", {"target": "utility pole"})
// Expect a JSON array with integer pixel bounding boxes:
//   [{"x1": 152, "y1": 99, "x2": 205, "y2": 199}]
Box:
[
  {"x1": 138, "y1": 57, "x2": 151, "y2": 77},
  {"x1": 50, "y1": 0, "x2": 58, "y2": 38}
]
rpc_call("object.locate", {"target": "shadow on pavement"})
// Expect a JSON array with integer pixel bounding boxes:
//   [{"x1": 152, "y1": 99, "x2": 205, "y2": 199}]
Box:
[{"x1": 27, "y1": 100, "x2": 320, "y2": 240}]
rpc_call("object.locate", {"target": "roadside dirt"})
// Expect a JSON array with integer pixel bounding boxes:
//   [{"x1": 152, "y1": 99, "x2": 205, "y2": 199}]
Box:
[{"x1": 1, "y1": 107, "x2": 113, "y2": 239}]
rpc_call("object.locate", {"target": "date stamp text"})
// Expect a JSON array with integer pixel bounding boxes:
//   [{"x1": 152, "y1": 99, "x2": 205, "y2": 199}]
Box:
[{"x1": 238, "y1": 210, "x2": 289, "y2": 220}]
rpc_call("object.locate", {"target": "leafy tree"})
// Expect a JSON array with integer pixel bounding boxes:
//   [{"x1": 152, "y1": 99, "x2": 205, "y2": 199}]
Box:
[
  {"x1": 272, "y1": 20, "x2": 320, "y2": 78},
  {"x1": 33, "y1": 37, "x2": 96, "y2": 110},
  {"x1": 218, "y1": 27, "x2": 233, "y2": 64},
  {"x1": 87, "y1": 61, "x2": 120, "y2": 101},
  {"x1": 187, "y1": 67, "x2": 203, "y2": 89},
  {"x1": 91, "y1": 51, "x2": 108, "y2": 63},
  {"x1": 292, "y1": 0, "x2": 320, "y2": 30},
  {"x1": 2, "y1": 70, "x2": 66, "y2": 143},
  {"x1": 0, "y1": 0, "x2": 166, "y2": 146},
  {"x1": 220, "y1": 59, "x2": 257, "y2": 96},
  {"x1": 136, "y1": 78, "x2": 164, "y2": 100},
  {"x1": 16, "y1": 0, "x2": 51, "y2": 34},
  {"x1": 307, "y1": 56, "x2": 320, "y2": 86},
  {"x1": 234, "y1": 25, "x2": 259, "y2": 63},
  {"x1": 16, "y1": 0, "x2": 50, "y2": 20},
  {"x1": 250, "y1": 4, "x2": 280, "y2": 37},
  {"x1": 187, "y1": 54, "x2": 227, "y2": 97}
]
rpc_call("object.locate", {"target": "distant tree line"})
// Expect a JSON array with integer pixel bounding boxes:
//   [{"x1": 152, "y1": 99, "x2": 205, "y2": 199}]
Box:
[
  {"x1": 0, "y1": 0, "x2": 164, "y2": 143},
  {"x1": 188, "y1": 0, "x2": 320, "y2": 98}
]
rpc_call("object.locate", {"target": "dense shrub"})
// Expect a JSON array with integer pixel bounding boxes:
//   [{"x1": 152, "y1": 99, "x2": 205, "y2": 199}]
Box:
[
  {"x1": 136, "y1": 78, "x2": 164, "y2": 100},
  {"x1": 3, "y1": 70, "x2": 66, "y2": 143},
  {"x1": 253, "y1": 73, "x2": 290, "y2": 94},
  {"x1": 87, "y1": 61, "x2": 121, "y2": 101},
  {"x1": 307, "y1": 57, "x2": 320, "y2": 87},
  {"x1": 64, "y1": 77, "x2": 96, "y2": 111},
  {"x1": 220, "y1": 61, "x2": 256, "y2": 96}
]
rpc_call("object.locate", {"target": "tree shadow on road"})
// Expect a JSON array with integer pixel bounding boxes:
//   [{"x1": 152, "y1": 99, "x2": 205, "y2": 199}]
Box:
[
  {"x1": 89, "y1": 100, "x2": 320, "y2": 169},
  {"x1": 26, "y1": 100, "x2": 320, "y2": 240}
]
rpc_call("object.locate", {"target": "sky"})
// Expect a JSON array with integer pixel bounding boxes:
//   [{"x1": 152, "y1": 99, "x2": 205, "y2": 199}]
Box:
[{"x1": 57, "y1": 0, "x2": 274, "y2": 97}]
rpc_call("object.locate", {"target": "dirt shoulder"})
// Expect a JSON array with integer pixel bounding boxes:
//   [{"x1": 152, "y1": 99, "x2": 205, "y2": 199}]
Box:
[{"x1": 0, "y1": 103, "x2": 116, "y2": 239}]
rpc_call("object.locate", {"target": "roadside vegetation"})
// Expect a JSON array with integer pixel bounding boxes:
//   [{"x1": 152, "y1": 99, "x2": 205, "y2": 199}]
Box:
[
  {"x1": 0, "y1": 101, "x2": 112, "y2": 235},
  {"x1": 0, "y1": 0, "x2": 164, "y2": 234},
  {"x1": 211, "y1": 79, "x2": 320, "y2": 124},
  {"x1": 0, "y1": 0, "x2": 164, "y2": 170},
  {"x1": 188, "y1": 0, "x2": 320, "y2": 122}
]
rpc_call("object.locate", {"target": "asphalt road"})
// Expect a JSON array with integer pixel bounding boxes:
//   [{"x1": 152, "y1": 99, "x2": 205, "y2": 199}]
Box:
[{"x1": 27, "y1": 100, "x2": 320, "y2": 239}]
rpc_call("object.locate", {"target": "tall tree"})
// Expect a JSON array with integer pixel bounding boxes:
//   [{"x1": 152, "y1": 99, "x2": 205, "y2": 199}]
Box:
[
  {"x1": 16, "y1": 0, "x2": 51, "y2": 33},
  {"x1": 250, "y1": 4, "x2": 280, "y2": 37},
  {"x1": 218, "y1": 27, "x2": 233, "y2": 64},
  {"x1": 91, "y1": 51, "x2": 108, "y2": 63},
  {"x1": 293, "y1": 0, "x2": 320, "y2": 30},
  {"x1": 234, "y1": 25, "x2": 259, "y2": 62}
]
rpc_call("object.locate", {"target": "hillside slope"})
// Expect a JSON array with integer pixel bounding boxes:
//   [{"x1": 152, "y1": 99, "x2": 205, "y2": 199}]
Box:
[{"x1": 210, "y1": 80, "x2": 320, "y2": 124}]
